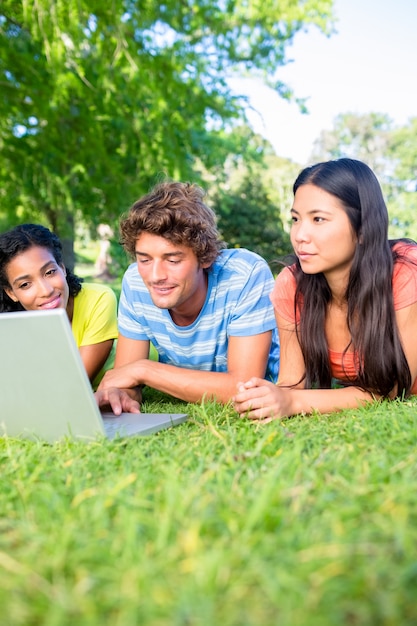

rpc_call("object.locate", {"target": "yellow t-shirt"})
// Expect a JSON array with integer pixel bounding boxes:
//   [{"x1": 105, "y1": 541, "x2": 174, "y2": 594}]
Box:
[{"x1": 72, "y1": 283, "x2": 118, "y2": 389}]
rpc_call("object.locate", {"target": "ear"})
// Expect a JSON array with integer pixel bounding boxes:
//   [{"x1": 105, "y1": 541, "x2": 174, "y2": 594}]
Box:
[
  {"x1": 60, "y1": 263, "x2": 67, "y2": 276},
  {"x1": 4, "y1": 288, "x2": 18, "y2": 303}
]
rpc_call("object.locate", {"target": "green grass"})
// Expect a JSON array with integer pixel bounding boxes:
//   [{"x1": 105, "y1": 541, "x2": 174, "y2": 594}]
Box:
[{"x1": 1, "y1": 394, "x2": 417, "y2": 626}]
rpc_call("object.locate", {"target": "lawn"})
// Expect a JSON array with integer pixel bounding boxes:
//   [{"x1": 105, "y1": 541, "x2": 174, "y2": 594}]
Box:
[{"x1": 1, "y1": 393, "x2": 417, "y2": 626}]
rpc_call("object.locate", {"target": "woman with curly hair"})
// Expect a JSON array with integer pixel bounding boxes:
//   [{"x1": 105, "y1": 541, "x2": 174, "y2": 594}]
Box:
[{"x1": 0, "y1": 223, "x2": 118, "y2": 389}]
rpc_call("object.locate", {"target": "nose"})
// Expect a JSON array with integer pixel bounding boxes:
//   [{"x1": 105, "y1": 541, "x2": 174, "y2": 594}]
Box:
[
  {"x1": 38, "y1": 277, "x2": 54, "y2": 296},
  {"x1": 292, "y1": 220, "x2": 311, "y2": 243},
  {"x1": 150, "y1": 260, "x2": 167, "y2": 282}
]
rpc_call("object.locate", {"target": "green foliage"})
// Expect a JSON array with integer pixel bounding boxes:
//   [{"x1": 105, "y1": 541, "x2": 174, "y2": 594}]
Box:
[
  {"x1": 207, "y1": 126, "x2": 295, "y2": 265},
  {"x1": 0, "y1": 0, "x2": 334, "y2": 256},
  {"x1": 311, "y1": 112, "x2": 393, "y2": 176},
  {"x1": 310, "y1": 112, "x2": 417, "y2": 241},
  {"x1": 1, "y1": 396, "x2": 417, "y2": 625},
  {"x1": 388, "y1": 117, "x2": 417, "y2": 190},
  {"x1": 386, "y1": 191, "x2": 417, "y2": 241},
  {"x1": 213, "y1": 175, "x2": 292, "y2": 265}
]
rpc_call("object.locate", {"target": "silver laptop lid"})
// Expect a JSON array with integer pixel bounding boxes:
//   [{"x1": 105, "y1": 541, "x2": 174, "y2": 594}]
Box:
[
  {"x1": 0, "y1": 308, "x2": 109, "y2": 441},
  {"x1": 0, "y1": 309, "x2": 188, "y2": 442}
]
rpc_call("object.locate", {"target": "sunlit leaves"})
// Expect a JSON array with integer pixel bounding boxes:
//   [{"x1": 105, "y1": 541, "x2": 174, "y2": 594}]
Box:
[{"x1": 0, "y1": 0, "x2": 334, "y2": 258}]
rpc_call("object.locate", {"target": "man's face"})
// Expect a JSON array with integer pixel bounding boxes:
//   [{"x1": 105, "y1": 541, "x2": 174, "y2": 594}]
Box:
[{"x1": 135, "y1": 232, "x2": 210, "y2": 324}]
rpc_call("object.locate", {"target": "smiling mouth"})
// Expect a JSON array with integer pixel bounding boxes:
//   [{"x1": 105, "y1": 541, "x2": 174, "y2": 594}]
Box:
[
  {"x1": 152, "y1": 287, "x2": 174, "y2": 298},
  {"x1": 40, "y1": 296, "x2": 61, "y2": 309},
  {"x1": 151, "y1": 284, "x2": 176, "y2": 293}
]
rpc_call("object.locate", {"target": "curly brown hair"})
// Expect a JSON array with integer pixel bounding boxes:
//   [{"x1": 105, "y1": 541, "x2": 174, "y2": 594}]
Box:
[{"x1": 120, "y1": 181, "x2": 225, "y2": 266}]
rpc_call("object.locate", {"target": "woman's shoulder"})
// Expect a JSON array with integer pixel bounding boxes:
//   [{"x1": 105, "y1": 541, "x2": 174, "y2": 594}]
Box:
[
  {"x1": 392, "y1": 241, "x2": 417, "y2": 279},
  {"x1": 78, "y1": 282, "x2": 117, "y2": 299},
  {"x1": 80, "y1": 281, "x2": 116, "y2": 292},
  {"x1": 392, "y1": 240, "x2": 417, "y2": 261},
  {"x1": 274, "y1": 265, "x2": 297, "y2": 289},
  {"x1": 391, "y1": 241, "x2": 417, "y2": 309},
  {"x1": 270, "y1": 265, "x2": 297, "y2": 315}
]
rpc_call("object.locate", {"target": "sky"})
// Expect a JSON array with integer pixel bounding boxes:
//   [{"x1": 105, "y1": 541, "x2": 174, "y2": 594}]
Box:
[{"x1": 228, "y1": 0, "x2": 417, "y2": 164}]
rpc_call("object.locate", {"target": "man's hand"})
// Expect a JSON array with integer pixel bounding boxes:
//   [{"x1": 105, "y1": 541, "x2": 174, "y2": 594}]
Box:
[
  {"x1": 95, "y1": 387, "x2": 141, "y2": 416},
  {"x1": 99, "y1": 363, "x2": 142, "y2": 391}
]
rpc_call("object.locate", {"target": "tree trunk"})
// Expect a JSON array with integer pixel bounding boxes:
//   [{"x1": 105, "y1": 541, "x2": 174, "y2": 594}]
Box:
[{"x1": 53, "y1": 211, "x2": 76, "y2": 271}]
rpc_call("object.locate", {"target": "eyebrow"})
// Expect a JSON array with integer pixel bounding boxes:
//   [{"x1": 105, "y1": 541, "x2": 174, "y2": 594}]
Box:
[
  {"x1": 291, "y1": 207, "x2": 333, "y2": 216},
  {"x1": 11, "y1": 261, "x2": 57, "y2": 286},
  {"x1": 135, "y1": 250, "x2": 186, "y2": 259}
]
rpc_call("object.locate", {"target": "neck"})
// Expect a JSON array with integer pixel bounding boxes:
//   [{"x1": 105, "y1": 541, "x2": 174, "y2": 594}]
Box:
[
  {"x1": 324, "y1": 271, "x2": 350, "y2": 306},
  {"x1": 66, "y1": 296, "x2": 74, "y2": 323}
]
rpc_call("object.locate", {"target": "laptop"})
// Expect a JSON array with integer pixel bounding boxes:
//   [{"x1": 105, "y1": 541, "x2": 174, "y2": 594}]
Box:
[{"x1": 0, "y1": 308, "x2": 187, "y2": 442}]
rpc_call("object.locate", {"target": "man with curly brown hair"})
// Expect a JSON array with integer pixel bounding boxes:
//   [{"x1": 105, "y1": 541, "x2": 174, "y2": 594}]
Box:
[{"x1": 96, "y1": 181, "x2": 279, "y2": 413}]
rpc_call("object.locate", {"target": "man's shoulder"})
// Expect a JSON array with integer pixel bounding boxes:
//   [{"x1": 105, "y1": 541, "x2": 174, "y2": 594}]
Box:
[
  {"x1": 122, "y1": 263, "x2": 146, "y2": 288},
  {"x1": 124, "y1": 261, "x2": 139, "y2": 276},
  {"x1": 212, "y1": 248, "x2": 269, "y2": 272}
]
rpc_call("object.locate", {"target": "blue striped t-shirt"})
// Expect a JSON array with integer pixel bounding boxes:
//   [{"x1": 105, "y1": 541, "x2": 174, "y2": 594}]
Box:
[{"x1": 118, "y1": 248, "x2": 279, "y2": 381}]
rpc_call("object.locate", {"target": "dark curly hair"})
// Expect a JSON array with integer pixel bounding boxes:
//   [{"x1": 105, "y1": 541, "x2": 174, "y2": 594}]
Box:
[{"x1": 0, "y1": 224, "x2": 83, "y2": 313}]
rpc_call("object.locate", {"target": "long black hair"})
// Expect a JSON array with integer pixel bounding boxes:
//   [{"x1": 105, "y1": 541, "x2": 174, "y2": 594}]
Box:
[
  {"x1": 0, "y1": 224, "x2": 83, "y2": 312},
  {"x1": 291, "y1": 158, "x2": 412, "y2": 398}
]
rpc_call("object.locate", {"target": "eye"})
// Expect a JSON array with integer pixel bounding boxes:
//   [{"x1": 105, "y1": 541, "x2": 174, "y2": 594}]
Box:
[
  {"x1": 291, "y1": 215, "x2": 299, "y2": 223},
  {"x1": 45, "y1": 268, "x2": 57, "y2": 276},
  {"x1": 314, "y1": 216, "x2": 325, "y2": 223},
  {"x1": 18, "y1": 281, "x2": 30, "y2": 290}
]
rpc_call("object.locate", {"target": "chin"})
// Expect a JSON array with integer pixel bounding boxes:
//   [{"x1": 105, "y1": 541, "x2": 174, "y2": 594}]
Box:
[{"x1": 151, "y1": 298, "x2": 173, "y2": 310}]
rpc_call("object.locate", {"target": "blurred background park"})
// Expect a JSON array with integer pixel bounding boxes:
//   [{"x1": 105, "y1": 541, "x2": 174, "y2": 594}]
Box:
[{"x1": 1, "y1": 0, "x2": 416, "y2": 280}]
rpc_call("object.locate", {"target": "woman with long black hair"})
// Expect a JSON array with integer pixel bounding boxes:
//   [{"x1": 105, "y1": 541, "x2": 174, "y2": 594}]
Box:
[{"x1": 234, "y1": 158, "x2": 417, "y2": 421}]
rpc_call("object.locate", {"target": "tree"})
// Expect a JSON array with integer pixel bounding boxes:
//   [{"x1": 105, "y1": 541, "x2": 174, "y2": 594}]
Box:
[
  {"x1": 310, "y1": 112, "x2": 417, "y2": 240},
  {"x1": 0, "y1": 0, "x2": 334, "y2": 266},
  {"x1": 209, "y1": 127, "x2": 293, "y2": 265},
  {"x1": 388, "y1": 117, "x2": 417, "y2": 191},
  {"x1": 213, "y1": 175, "x2": 292, "y2": 266},
  {"x1": 386, "y1": 117, "x2": 417, "y2": 239},
  {"x1": 310, "y1": 112, "x2": 393, "y2": 177}
]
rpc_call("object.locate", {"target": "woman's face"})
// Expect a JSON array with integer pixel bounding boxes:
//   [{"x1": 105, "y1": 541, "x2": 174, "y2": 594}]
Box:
[
  {"x1": 4, "y1": 246, "x2": 69, "y2": 311},
  {"x1": 290, "y1": 183, "x2": 358, "y2": 285}
]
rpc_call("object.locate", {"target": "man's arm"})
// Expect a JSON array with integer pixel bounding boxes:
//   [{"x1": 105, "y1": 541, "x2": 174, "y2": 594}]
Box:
[
  {"x1": 113, "y1": 334, "x2": 151, "y2": 368},
  {"x1": 98, "y1": 331, "x2": 273, "y2": 404}
]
